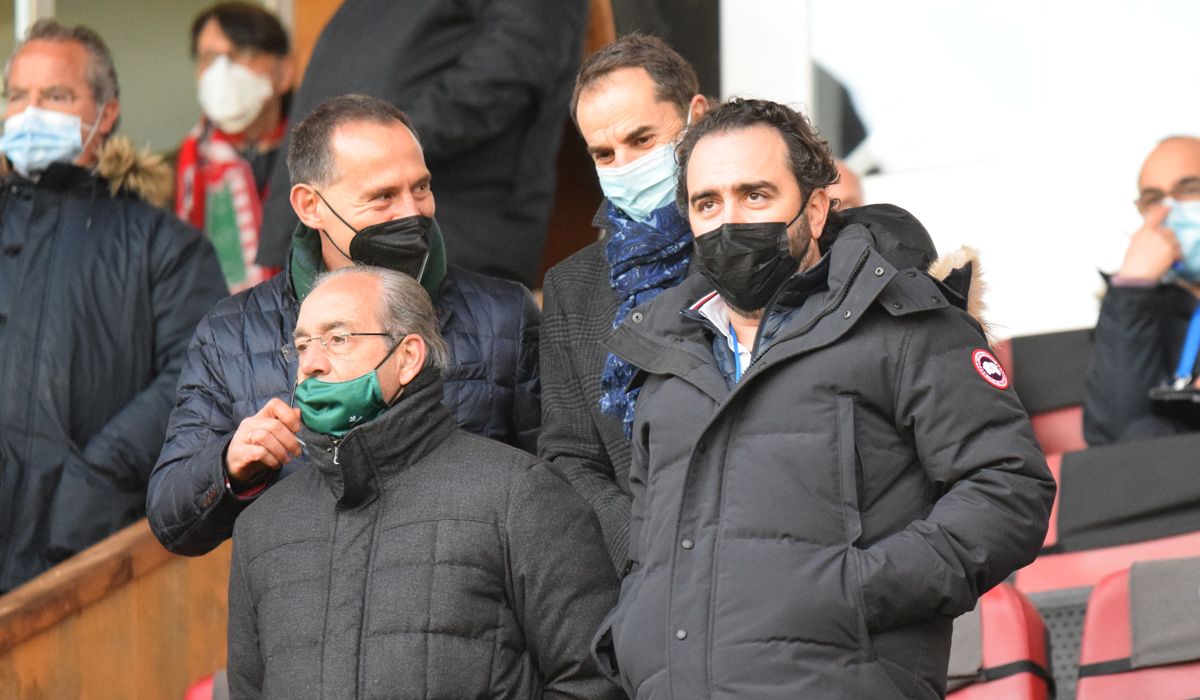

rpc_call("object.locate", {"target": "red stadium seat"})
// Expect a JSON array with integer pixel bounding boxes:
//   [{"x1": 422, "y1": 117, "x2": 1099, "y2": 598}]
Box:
[
  {"x1": 184, "y1": 670, "x2": 226, "y2": 700},
  {"x1": 1015, "y1": 529, "x2": 1200, "y2": 594},
  {"x1": 947, "y1": 583, "x2": 1053, "y2": 700},
  {"x1": 183, "y1": 675, "x2": 214, "y2": 700},
  {"x1": 1030, "y1": 405, "x2": 1086, "y2": 455},
  {"x1": 993, "y1": 329, "x2": 1090, "y2": 454},
  {"x1": 1075, "y1": 557, "x2": 1200, "y2": 700}
]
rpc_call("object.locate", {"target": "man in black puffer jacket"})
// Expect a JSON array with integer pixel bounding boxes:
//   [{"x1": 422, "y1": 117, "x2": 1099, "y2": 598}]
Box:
[
  {"x1": 594, "y1": 99, "x2": 1053, "y2": 698},
  {"x1": 0, "y1": 20, "x2": 228, "y2": 592},
  {"x1": 228, "y1": 265, "x2": 617, "y2": 698},
  {"x1": 148, "y1": 95, "x2": 540, "y2": 556}
]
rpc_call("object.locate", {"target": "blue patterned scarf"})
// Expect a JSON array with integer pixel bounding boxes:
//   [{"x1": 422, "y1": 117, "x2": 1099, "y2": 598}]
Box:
[{"x1": 598, "y1": 200, "x2": 693, "y2": 437}]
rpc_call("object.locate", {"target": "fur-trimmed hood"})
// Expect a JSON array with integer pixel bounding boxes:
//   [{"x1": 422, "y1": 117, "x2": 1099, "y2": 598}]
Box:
[
  {"x1": 95, "y1": 135, "x2": 173, "y2": 208},
  {"x1": 927, "y1": 245, "x2": 992, "y2": 343},
  {"x1": 835, "y1": 204, "x2": 991, "y2": 343}
]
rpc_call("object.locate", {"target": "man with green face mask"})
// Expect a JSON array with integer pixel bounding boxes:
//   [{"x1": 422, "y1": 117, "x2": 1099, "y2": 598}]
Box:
[
  {"x1": 226, "y1": 266, "x2": 619, "y2": 699},
  {"x1": 148, "y1": 94, "x2": 540, "y2": 558}
]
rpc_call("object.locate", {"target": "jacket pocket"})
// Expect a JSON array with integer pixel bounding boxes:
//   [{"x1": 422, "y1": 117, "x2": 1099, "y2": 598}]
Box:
[
  {"x1": 595, "y1": 563, "x2": 650, "y2": 696},
  {"x1": 837, "y1": 395, "x2": 874, "y2": 660},
  {"x1": 836, "y1": 395, "x2": 863, "y2": 545}
]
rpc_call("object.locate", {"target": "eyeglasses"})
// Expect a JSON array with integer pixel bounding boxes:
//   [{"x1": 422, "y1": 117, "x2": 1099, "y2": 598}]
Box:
[
  {"x1": 1135, "y1": 177, "x2": 1200, "y2": 213},
  {"x1": 197, "y1": 47, "x2": 265, "y2": 71},
  {"x1": 280, "y1": 331, "x2": 392, "y2": 362}
]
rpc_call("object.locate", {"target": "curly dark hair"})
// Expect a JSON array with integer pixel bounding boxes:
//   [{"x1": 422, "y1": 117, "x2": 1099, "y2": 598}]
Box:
[{"x1": 674, "y1": 98, "x2": 840, "y2": 225}]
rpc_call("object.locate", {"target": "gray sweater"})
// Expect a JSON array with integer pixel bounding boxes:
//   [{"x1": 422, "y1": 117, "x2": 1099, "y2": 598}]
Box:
[{"x1": 227, "y1": 370, "x2": 623, "y2": 699}]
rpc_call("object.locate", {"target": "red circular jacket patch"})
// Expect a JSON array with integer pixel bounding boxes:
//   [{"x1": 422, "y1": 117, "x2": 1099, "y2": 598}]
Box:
[{"x1": 972, "y1": 349, "x2": 1009, "y2": 389}]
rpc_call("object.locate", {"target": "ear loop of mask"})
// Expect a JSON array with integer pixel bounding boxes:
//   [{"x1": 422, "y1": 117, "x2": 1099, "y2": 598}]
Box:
[
  {"x1": 375, "y1": 336, "x2": 408, "y2": 405},
  {"x1": 81, "y1": 108, "x2": 104, "y2": 156},
  {"x1": 313, "y1": 190, "x2": 358, "y2": 262}
]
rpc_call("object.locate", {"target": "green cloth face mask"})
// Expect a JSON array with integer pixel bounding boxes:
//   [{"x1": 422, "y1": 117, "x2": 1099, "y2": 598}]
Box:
[{"x1": 294, "y1": 344, "x2": 400, "y2": 437}]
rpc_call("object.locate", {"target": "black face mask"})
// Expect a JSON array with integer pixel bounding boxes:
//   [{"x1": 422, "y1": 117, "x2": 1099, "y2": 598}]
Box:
[
  {"x1": 315, "y1": 191, "x2": 431, "y2": 280},
  {"x1": 694, "y1": 209, "x2": 805, "y2": 314}
]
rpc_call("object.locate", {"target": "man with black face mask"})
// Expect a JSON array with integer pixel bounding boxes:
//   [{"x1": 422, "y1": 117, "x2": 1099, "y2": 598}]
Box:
[
  {"x1": 592, "y1": 98, "x2": 1055, "y2": 698},
  {"x1": 148, "y1": 94, "x2": 541, "y2": 557}
]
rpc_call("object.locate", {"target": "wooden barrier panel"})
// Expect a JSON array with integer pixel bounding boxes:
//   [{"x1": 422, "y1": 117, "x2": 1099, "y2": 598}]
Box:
[{"x1": 0, "y1": 520, "x2": 230, "y2": 699}]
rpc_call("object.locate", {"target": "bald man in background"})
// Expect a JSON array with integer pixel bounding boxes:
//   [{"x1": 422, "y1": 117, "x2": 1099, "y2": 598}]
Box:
[{"x1": 1085, "y1": 136, "x2": 1200, "y2": 444}]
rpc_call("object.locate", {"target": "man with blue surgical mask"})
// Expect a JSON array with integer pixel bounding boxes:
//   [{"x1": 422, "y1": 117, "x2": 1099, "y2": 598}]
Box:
[
  {"x1": 539, "y1": 34, "x2": 707, "y2": 568},
  {"x1": 0, "y1": 20, "x2": 226, "y2": 591},
  {"x1": 1085, "y1": 136, "x2": 1200, "y2": 444}
]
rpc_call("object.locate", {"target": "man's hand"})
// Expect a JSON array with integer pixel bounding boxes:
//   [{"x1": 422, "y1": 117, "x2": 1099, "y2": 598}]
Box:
[
  {"x1": 1117, "y1": 207, "x2": 1180, "y2": 282},
  {"x1": 226, "y1": 398, "x2": 302, "y2": 486}
]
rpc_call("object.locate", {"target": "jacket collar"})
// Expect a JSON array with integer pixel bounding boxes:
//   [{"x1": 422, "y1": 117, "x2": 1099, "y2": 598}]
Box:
[
  {"x1": 301, "y1": 367, "x2": 456, "y2": 510},
  {"x1": 6, "y1": 160, "x2": 99, "y2": 193}
]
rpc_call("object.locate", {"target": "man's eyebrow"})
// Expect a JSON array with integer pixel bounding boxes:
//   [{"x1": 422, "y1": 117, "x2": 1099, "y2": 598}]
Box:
[
  {"x1": 735, "y1": 180, "x2": 778, "y2": 196},
  {"x1": 620, "y1": 124, "x2": 654, "y2": 144},
  {"x1": 689, "y1": 181, "x2": 779, "y2": 207},
  {"x1": 1176, "y1": 176, "x2": 1200, "y2": 188},
  {"x1": 362, "y1": 184, "x2": 398, "y2": 200},
  {"x1": 293, "y1": 320, "x2": 348, "y2": 339},
  {"x1": 689, "y1": 188, "x2": 717, "y2": 206}
]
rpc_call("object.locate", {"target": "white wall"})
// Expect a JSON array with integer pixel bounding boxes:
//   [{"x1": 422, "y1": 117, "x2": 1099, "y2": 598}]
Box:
[
  {"x1": 722, "y1": 0, "x2": 1200, "y2": 337},
  {"x1": 720, "y1": 0, "x2": 812, "y2": 108}
]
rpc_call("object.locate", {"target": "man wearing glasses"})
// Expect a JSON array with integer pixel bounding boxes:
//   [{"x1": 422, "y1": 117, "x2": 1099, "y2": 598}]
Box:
[
  {"x1": 226, "y1": 265, "x2": 619, "y2": 698},
  {"x1": 1085, "y1": 136, "x2": 1200, "y2": 444},
  {"x1": 148, "y1": 95, "x2": 540, "y2": 556}
]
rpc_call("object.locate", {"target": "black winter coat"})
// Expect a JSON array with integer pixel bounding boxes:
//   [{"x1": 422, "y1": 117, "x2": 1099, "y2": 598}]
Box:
[
  {"x1": 148, "y1": 237, "x2": 540, "y2": 556},
  {"x1": 0, "y1": 161, "x2": 226, "y2": 591},
  {"x1": 1084, "y1": 279, "x2": 1200, "y2": 445},
  {"x1": 258, "y1": 0, "x2": 589, "y2": 287},
  {"x1": 227, "y1": 369, "x2": 621, "y2": 699},
  {"x1": 595, "y1": 220, "x2": 1055, "y2": 698}
]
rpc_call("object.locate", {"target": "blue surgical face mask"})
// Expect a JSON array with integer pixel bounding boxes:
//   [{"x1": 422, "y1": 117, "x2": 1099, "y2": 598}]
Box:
[
  {"x1": 1167, "y1": 199, "x2": 1200, "y2": 282},
  {"x1": 597, "y1": 142, "x2": 680, "y2": 222},
  {"x1": 0, "y1": 106, "x2": 100, "y2": 178}
]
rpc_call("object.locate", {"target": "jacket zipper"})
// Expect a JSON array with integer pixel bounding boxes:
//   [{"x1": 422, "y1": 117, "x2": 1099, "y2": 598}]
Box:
[{"x1": 760, "y1": 247, "x2": 872, "y2": 355}]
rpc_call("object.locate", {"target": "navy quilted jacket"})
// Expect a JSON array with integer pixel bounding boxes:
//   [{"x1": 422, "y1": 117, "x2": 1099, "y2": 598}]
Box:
[{"x1": 147, "y1": 226, "x2": 539, "y2": 556}]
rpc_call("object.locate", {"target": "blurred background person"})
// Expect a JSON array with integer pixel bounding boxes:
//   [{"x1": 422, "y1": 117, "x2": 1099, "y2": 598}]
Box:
[
  {"x1": 829, "y1": 158, "x2": 864, "y2": 209},
  {"x1": 257, "y1": 0, "x2": 589, "y2": 289},
  {"x1": 176, "y1": 2, "x2": 294, "y2": 293},
  {"x1": 1085, "y1": 136, "x2": 1200, "y2": 445},
  {"x1": 0, "y1": 19, "x2": 225, "y2": 592}
]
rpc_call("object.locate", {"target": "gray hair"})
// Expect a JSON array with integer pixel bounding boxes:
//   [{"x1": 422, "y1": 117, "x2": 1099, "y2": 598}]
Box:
[
  {"x1": 311, "y1": 266, "x2": 450, "y2": 371},
  {"x1": 5, "y1": 19, "x2": 120, "y2": 106}
]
